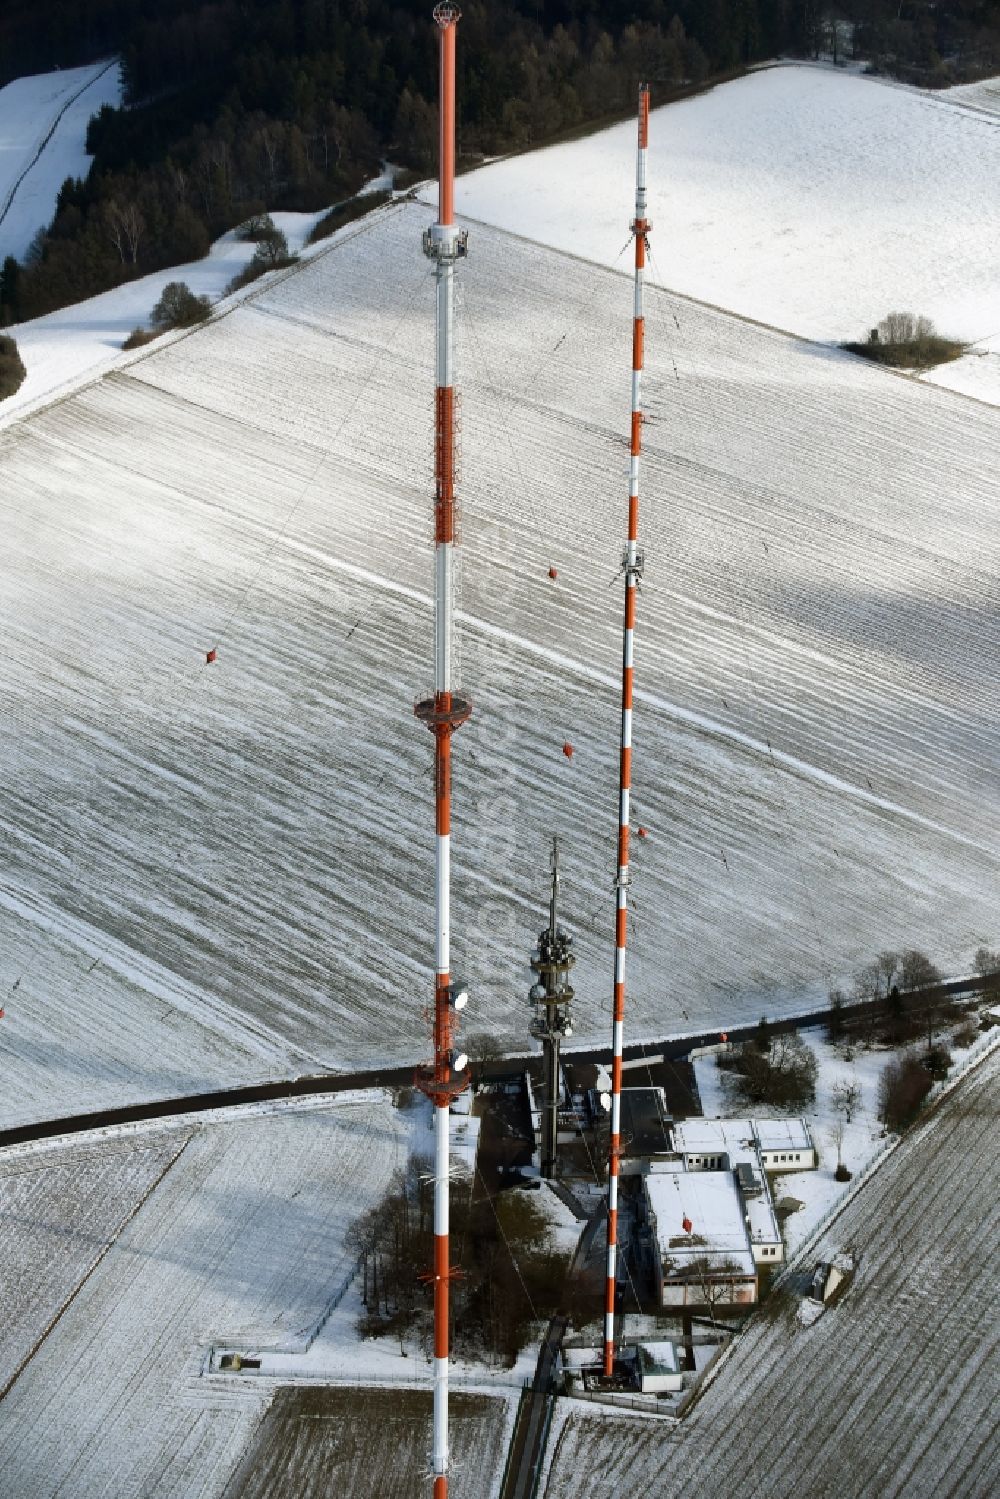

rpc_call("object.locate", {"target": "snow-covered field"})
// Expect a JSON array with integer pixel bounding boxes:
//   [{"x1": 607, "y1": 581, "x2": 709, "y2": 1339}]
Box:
[
  {"x1": 3, "y1": 210, "x2": 332, "y2": 421},
  {"x1": 0, "y1": 1131, "x2": 186, "y2": 1394},
  {"x1": 542, "y1": 1043, "x2": 1000, "y2": 1498},
  {"x1": 0, "y1": 61, "x2": 121, "y2": 263},
  {"x1": 0, "y1": 1093, "x2": 407, "y2": 1497},
  {"x1": 453, "y1": 64, "x2": 1000, "y2": 405},
  {"x1": 0, "y1": 198, "x2": 996, "y2": 1124},
  {"x1": 219, "y1": 1386, "x2": 509, "y2": 1499}
]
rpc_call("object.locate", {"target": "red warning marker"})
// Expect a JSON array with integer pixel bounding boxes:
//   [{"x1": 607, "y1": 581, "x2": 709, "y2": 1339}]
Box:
[
  {"x1": 682, "y1": 1215, "x2": 693, "y2": 1234},
  {"x1": 637, "y1": 826, "x2": 648, "y2": 839},
  {"x1": 720, "y1": 1031, "x2": 728, "y2": 1044},
  {"x1": 562, "y1": 742, "x2": 574, "y2": 759},
  {"x1": 206, "y1": 649, "x2": 217, "y2": 664},
  {"x1": 548, "y1": 566, "x2": 558, "y2": 580}
]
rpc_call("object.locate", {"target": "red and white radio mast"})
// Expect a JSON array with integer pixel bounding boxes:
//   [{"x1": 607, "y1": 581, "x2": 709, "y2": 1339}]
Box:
[
  {"x1": 603, "y1": 84, "x2": 651, "y2": 1379},
  {"x1": 414, "y1": 7, "x2": 470, "y2": 1496}
]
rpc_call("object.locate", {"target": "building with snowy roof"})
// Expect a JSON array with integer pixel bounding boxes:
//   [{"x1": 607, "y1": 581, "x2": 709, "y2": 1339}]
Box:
[
  {"x1": 642, "y1": 1171, "x2": 758, "y2": 1310},
  {"x1": 672, "y1": 1117, "x2": 815, "y2": 1173}
]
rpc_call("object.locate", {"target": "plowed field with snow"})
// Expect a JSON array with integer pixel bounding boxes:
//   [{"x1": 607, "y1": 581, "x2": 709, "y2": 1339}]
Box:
[
  {"x1": 0, "y1": 199, "x2": 996, "y2": 1123},
  {"x1": 222, "y1": 1386, "x2": 507, "y2": 1499},
  {"x1": 543, "y1": 1044, "x2": 1000, "y2": 1499},
  {"x1": 0, "y1": 1131, "x2": 187, "y2": 1394},
  {"x1": 0, "y1": 1094, "x2": 407, "y2": 1498}
]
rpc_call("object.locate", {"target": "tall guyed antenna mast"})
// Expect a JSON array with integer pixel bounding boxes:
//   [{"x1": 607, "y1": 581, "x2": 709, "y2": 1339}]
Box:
[
  {"x1": 603, "y1": 83, "x2": 650, "y2": 1379},
  {"x1": 414, "y1": 6, "x2": 470, "y2": 1497}
]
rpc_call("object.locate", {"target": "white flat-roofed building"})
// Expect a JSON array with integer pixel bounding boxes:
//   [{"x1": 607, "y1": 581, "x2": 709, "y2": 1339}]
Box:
[
  {"x1": 752, "y1": 1118, "x2": 816, "y2": 1171},
  {"x1": 643, "y1": 1171, "x2": 758, "y2": 1309},
  {"x1": 672, "y1": 1117, "x2": 815, "y2": 1174},
  {"x1": 670, "y1": 1119, "x2": 795, "y2": 1266},
  {"x1": 672, "y1": 1118, "x2": 757, "y2": 1172}
]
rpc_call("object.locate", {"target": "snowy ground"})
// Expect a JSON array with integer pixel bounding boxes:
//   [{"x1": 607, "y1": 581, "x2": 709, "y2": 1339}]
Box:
[
  {"x1": 0, "y1": 199, "x2": 996, "y2": 1124},
  {"x1": 2, "y1": 210, "x2": 333, "y2": 422},
  {"x1": 0, "y1": 1130, "x2": 187, "y2": 1394},
  {"x1": 542, "y1": 1043, "x2": 1000, "y2": 1498},
  {"x1": 0, "y1": 61, "x2": 122, "y2": 264},
  {"x1": 452, "y1": 64, "x2": 1000, "y2": 405},
  {"x1": 0, "y1": 1093, "x2": 408, "y2": 1498}
]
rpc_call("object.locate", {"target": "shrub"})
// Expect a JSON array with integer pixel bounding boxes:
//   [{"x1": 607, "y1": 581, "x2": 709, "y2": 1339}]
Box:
[
  {"x1": 730, "y1": 1032, "x2": 818, "y2": 1109},
  {"x1": 922, "y1": 1045, "x2": 952, "y2": 1082},
  {"x1": 253, "y1": 225, "x2": 290, "y2": 265},
  {"x1": 224, "y1": 237, "x2": 298, "y2": 297},
  {"x1": 307, "y1": 190, "x2": 392, "y2": 245},
  {"x1": 0, "y1": 333, "x2": 26, "y2": 399},
  {"x1": 151, "y1": 281, "x2": 211, "y2": 330},
  {"x1": 877, "y1": 1053, "x2": 932, "y2": 1131},
  {"x1": 122, "y1": 327, "x2": 158, "y2": 350}
]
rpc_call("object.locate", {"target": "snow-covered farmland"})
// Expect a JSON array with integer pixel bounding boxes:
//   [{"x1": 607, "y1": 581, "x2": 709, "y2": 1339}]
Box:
[
  {"x1": 220, "y1": 1386, "x2": 508, "y2": 1499},
  {"x1": 454, "y1": 64, "x2": 1000, "y2": 404},
  {"x1": 0, "y1": 1093, "x2": 407, "y2": 1498},
  {"x1": 0, "y1": 61, "x2": 121, "y2": 263},
  {"x1": 0, "y1": 199, "x2": 997, "y2": 1124},
  {"x1": 0, "y1": 1131, "x2": 187, "y2": 1394},
  {"x1": 543, "y1": 1044, "x2": 1000, "y2": 1499}
]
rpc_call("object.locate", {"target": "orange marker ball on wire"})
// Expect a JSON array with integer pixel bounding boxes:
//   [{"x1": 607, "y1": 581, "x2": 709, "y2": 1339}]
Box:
[
  {"x1": 562, "y1": 742, "x2": 574, "y2": 759},
  {"x1": 548, "y1": 566, "x2": 558, "y2": 580},
  {"x1": 637, "y1": 826, "x2": 648, "y2": 839},
  {"x1": 206, "y1": 648, "x2": 217, "y2": 664}
]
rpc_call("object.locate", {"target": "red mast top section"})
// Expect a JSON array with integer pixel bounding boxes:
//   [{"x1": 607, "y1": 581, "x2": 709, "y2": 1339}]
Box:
[{"x1": 433, "y1": 4, "x2": 460, "y2": 226}]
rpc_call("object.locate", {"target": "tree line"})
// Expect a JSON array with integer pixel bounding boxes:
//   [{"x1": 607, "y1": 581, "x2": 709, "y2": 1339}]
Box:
[
  {"x1": 3, "y1": 2, "x2": 998, "y2": 330},
  {"x1": 348, "y1": 1143, "x2": 566, "y2": 1365}
]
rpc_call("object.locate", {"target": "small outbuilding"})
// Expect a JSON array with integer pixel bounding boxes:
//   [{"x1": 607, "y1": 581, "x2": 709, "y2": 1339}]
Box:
[{"x1": 636, "y1": 1340, "x2": 683, "y2": 1394}]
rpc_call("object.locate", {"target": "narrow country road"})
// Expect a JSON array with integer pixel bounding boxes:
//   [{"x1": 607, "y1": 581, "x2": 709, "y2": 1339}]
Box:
[{"x1": 0, "y1": 972, "x2": 991, "y2": 1149}]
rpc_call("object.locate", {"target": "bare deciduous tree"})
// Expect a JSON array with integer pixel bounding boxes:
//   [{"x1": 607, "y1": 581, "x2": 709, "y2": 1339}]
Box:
[
  {"x1": 104, "y1": 198, "x2": 145, "y2": 265},
  {"x1": 831, "y1": 1079, "x2": 862, "y2": 1123},
  {"x1": 899, "y1": 949, "x2": 941, "y2": 990},
  {"x1": 828, "y1": 1118, "x2": 846, "y2": 1171},
  {"x1": 974, "y1": 946, "x2": 999, "y2": 977},
  {"x1": 874, "y1": 311, "x2": 935, "y2": 344}
]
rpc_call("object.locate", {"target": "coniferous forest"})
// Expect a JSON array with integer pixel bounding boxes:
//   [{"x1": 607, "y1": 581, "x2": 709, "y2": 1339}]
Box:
[{"x1": 2, "y1": 1, "x2": 999, "y2": 327}]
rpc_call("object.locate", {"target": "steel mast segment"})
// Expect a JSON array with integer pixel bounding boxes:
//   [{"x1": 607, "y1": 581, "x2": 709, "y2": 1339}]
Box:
[
  {"x1": 414, "y1": 6, "x2": 470, "y2": 1499},
  {"x1": 528, "y1": 837, "x2": 575, "y2": 1178},
  {"x1": 603, "y1": 83, "x2": 650, "y2": 1380}
]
